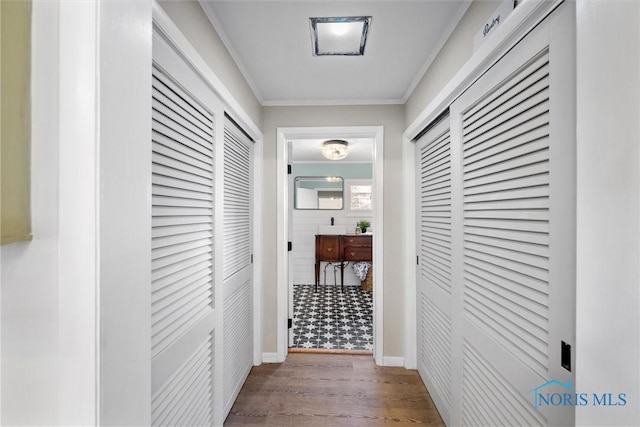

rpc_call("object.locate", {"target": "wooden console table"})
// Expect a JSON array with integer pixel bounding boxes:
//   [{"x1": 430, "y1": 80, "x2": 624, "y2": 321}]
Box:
[{"x1": 315, "y1": 234, "x2": 372, "y2": 291}]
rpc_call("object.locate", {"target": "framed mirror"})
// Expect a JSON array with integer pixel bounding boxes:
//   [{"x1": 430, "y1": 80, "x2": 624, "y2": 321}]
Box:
[{"x1": 294, "y1": 176, "x2": 343, "y2": 210}]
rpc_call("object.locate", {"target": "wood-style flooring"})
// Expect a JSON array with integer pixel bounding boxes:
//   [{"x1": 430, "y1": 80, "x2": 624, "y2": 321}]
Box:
[{"x1": 224, "y1": 353, "x2": 445, "y2": 426}]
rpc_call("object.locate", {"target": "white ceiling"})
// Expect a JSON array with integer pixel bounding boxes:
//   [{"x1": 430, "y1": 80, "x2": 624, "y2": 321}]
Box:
[{"x1": 199, "y1": 0, "x2": 471, "y2": 106}]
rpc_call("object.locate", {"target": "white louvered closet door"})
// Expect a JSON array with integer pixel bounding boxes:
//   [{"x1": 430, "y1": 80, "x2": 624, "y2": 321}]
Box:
[
  {"x1": 449, "y1": 3, "x2": 575, "y2": 426},
  {"x1": 222, "y1": 117, "x2": 253, "y2": 417},
  {"x1": 151, "y1": 31, "x2": 224, "y2": 427},
  {"x1": 415, "y1": 116, "x2": 453, "y2": 423}
]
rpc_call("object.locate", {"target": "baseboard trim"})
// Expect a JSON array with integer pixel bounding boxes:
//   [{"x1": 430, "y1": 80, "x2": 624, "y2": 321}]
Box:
[
  {"x1": 262, "y1": 352, "x2": 282, "y2": 363},
  {"x1": 382, "y1": 356, "x2": 404, "y2": 367}
]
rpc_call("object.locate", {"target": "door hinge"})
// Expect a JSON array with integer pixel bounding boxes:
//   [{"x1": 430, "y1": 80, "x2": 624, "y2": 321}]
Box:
[
  {"x1": 287, "y1": 164, "x2": 292, "y2": 174},
  {"x1": 288, "y1": 318, "x2": 292, "y2": 329},
  {"x1": 251, "y1": 254, "x2": 254, "y2": 264},
  {"x1": 417, "y1": 255, "x2": 419, "y2": 265},
  {"x1": 288, "y1": 241, "x2": 292, "y2": 252}
]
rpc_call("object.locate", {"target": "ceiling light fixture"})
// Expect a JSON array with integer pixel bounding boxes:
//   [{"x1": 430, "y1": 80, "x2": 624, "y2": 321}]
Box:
[
  {"x1": 322, "y1": 140, "x2": 349, "y2": 161},
  {"x1": 310, "y1": 16, "x2": 372, "y2": 56}
]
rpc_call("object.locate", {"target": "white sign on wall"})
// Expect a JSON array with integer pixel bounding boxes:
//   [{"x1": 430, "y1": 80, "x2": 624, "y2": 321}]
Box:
[{"x1": 474, "y1": 0, "x2": 516, "y2": 51}]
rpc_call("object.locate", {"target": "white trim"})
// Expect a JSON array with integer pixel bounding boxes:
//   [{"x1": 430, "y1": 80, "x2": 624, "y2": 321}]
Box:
[
  {"x1": 402, "y1": 134, "x2": 417, "y2": 370},
  {"x1": 253, "y1": 135, "x2": 264, "y2": 366},
  {"x1": 57, "y1": 1, "x2": 99, "y2": 424},
  {"x1": 382, "y1": 357, "x2": 405, "y2": 368},
  {"x1": 263, "y1": 98, "x2": 404, "y2": 107},
  {"x1": 276, "y1": 132, "x2": 290, "y2": 363},
  {"x1": 261, "y1": 353, "x2": 281, "y2": 364},
  {"x1": 277, "y1": 126, "x2": 384, "y2": 364}
]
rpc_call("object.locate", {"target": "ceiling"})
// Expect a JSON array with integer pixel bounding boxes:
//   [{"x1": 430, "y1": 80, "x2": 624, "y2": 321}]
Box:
[
  {"x1": 199, "y1": 1, "x2": 471, "y2": 106},
  {"x1": 291, "y1": 138, "x2": 373, "y2": 162}
]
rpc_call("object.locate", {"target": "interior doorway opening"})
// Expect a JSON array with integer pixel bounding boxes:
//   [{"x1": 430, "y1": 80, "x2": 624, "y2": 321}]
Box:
[
  {"x1": 276, "y1": 126, "x2": 384, "y2": 363},
  {"x1": 288, "y1": 137, "x2": 374, "y2": 353}
]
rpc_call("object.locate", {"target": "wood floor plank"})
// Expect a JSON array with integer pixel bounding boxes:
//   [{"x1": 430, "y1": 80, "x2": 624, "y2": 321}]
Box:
[{"x1": 224, "y1": 353, "x2": 445, "y2": 426}]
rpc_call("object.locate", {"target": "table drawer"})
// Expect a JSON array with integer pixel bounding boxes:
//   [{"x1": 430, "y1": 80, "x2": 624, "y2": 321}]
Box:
[
  {"x1": 316, "y1": 235, "x2": 341, "y2": 261},
  {"x1": 342, "y1": 235, "x2": 372, "y2": 248},
  {"x1": 343, "y1": 247, "x2": 372, "y2": 261}
]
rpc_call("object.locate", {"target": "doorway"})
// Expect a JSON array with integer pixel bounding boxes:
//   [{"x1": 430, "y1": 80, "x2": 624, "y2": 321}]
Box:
[
  {"x1": 276, "y1": 126, "x2": 384, "y2": 363},
  {"x1": 289, "y1": 139, "x2": 374, "y2": 352}
]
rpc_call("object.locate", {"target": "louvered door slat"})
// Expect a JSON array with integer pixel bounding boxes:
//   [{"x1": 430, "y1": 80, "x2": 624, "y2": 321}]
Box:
[
  {"x1": 462, "y1": 122, "x2": 548, "y2": 164},
  {"x1": 464, "y1": 256, "x2": 548, "y2": 295},
  {"x1": 461, "y1": 343, "x2": 546, "y2": 427},
  {"x1": 153, "y1": 71, "x2": 212, "y2": 128},
  {"x1": 152, "y1": 163, "x2": 212, "y2": 188},
  {"x1": 463, "y1": 114, "x2": 550, "y2": 157},
  {"x1": 152, "y1": 238, "x2": 211, "y2": 263},
  {"x1": 152, "y1": 113, "x2": 213, "y2": 155},
  {"x1": 152, "y1": 230, "x2": 212, "y2": 249},
  {"x1": 152, "y1": 253, "x2": 212, "y2": 283},
  {"x1": 463, "y1": 105, "x2": 549, "y2": 151},
  {"x1": 153, "y1": 98, "x2": 213, "y2": 143},
  {"x1": 464, "y1": 233, "x2": 548, "y2": 257},
  {"x1": 464, "y1": 53, "x2": 550, "y2": 120},
  {"x1": 152, "y1": 151, "x2": 212, "y2": 181},
  {"x1": 463, "y1": 61, "x2": 549, "y2": 136},
  {"x1": 152, "y1": 141, "x2": 212, "y2": 171},
  {"x1": 152, "y1": 222, "x2": 212, "y2": 238},
  {"x1": 152, "y1": 186, "x2": 212, "y2": 203},
  {"x1": 152, "y1": 336, "x2": 213, "y2": 427},
  {"x1": 152, "y1": 275, "x2": 211, "y2": 313}
]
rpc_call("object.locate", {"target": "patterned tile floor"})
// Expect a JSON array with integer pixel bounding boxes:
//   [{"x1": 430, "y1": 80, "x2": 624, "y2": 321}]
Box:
[{"x1": 291, "y1": 284, "x2": 373, "y2": 351}]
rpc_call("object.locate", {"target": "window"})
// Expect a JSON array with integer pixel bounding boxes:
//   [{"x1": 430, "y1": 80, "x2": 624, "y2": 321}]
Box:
[{"x1": 346, "y1": 179, "x2": 372, "y2": 214}]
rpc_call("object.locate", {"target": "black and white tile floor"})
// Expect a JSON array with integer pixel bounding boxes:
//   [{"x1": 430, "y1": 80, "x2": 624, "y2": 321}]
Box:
[{"x1": 291, "y1": 284, "x2": 373, "y2": 351}]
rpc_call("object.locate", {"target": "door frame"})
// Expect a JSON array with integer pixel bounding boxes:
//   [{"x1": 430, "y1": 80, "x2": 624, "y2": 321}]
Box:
[{"x1": 276, "y1": 126, "x2": 384, "y2": 363}]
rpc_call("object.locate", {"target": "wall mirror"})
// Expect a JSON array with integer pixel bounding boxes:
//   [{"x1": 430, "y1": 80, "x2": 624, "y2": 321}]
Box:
[{"x1": 294, "y1": 176, "x2": 343, "y2": 210}]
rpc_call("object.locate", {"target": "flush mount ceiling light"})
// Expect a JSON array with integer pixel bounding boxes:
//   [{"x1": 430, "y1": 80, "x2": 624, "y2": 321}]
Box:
[
  {"x1": 322, "y1": 140, "x2": 349, "y2": 160},
  {"x1": 309, "y1": 16, "x2": 372, "y2": 56}
]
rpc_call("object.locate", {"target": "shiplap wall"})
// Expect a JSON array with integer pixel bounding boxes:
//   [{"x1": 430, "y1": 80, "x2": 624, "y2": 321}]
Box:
[{"x1": 292, "y1": 210, "x2": 372, "y2": 287}]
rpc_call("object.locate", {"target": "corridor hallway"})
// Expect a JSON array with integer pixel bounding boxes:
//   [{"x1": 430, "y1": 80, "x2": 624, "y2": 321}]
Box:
[{"x1": 224, "y1": 353, "x2": 444, "y2": 426}]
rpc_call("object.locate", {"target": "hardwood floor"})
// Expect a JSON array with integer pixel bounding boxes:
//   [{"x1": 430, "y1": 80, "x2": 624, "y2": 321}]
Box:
[{"x1": 224, "y1": 353, "x2": 445, "y2": 426}]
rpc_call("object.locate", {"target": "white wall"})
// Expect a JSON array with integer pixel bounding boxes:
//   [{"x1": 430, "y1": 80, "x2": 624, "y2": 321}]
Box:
[
  {"x1": 263, "y1": 105, "x2": 405, "y2": 358},
  {"x1": 575, "y1": 1, "x2": 640, "y2": 425},
  {"x1": 1, "y1": 2, "x2": 153, "y2": 425},
  {"x1": 1, "y1": 3, "x2": 60, "y2": 423},
  {"x1": 404, "y1": 0, "x2": 497, "y2": 128},
  {"x1": 158, "y1": 0, "x2": 262, "y2": 129}
]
